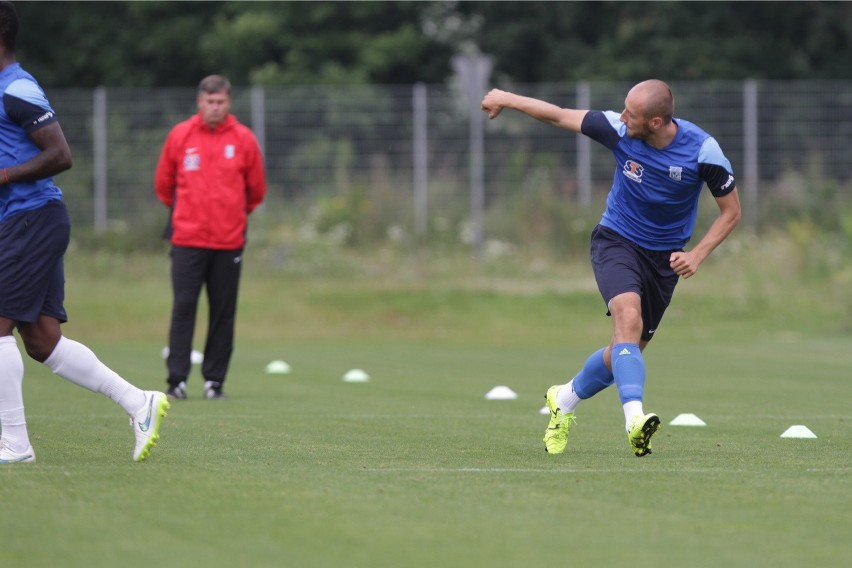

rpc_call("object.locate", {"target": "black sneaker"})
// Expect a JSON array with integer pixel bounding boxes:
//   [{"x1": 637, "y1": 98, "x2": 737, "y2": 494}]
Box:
[
  {"x1": 167, "y1": 381, "x2": 187, "y2": 400},
  {"x1": 203, "y1": 380, "x2": 227, "y2": 400}
]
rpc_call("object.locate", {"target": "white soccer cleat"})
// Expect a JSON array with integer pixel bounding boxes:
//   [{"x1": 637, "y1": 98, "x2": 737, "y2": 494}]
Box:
[
  {"x1": 130, "y1": 391, "x2": 170, "y2": 462},
  {"x1": 0, "y1": 441, "x2": 36, "y2": 464}
]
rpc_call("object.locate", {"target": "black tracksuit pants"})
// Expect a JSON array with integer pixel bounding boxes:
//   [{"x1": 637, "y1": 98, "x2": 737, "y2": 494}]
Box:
[{"x1": 166, "y1": 245, "x2": 243, "y2": 388}]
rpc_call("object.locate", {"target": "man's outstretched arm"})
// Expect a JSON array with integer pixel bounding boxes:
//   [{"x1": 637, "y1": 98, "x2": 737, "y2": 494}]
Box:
[{"x1": 481, "y1": 88, "x2": 588, "y2": 132}]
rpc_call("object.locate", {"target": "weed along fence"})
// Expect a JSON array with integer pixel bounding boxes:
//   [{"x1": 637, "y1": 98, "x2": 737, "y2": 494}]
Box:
[{"x1": 54, "y1": 81, "x2": 852, "y2": 251}]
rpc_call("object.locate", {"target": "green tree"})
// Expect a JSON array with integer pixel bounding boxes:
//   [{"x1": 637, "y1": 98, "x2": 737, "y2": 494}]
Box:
[
  {"x1": 14, "y1": 1, "x2": 452, "y2": 87},
  {"x1": 15, "y1": 1, "x2": 218, "y2": 87},
  {"x1": 11, "y1": 1, "x2": 852, "y2": 88},
  {"x1": 458, "y1": 1, "x2": 852, "y2": 81},
  {"x1": 199, "y1": 1, "x2": 453, "y2": 85}
]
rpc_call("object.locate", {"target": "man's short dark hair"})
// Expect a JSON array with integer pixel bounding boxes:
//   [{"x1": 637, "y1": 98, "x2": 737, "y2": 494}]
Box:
[
  {"x1": 642, "y1": 79, "x2": 674, "y2": 124},
  {"x1": 0, "y1": 1, "x2": 19, "y2": 53},
  {"x1": 198, "y1": 75, "x2": 231, "y2": 96}
]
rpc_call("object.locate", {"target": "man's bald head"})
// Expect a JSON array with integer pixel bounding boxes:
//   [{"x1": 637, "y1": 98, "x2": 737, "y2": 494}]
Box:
[{"x1": 628, "y1": 79, "x2": 674, "y2": 124}]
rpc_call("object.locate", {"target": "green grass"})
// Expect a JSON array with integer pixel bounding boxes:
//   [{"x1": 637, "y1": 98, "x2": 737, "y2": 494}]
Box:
[{"x1": 1, "y1": 244, "x2": 849, "y2": 568}]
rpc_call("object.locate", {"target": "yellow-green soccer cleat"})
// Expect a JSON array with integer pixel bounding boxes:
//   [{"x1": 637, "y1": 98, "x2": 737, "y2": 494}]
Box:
[
  {"x1": 543, "y1": 385, "x2": 576, "y2": 454},
  {"x1": 627, "y1": 413, "x2": 661, "y2": 457},
  {"x1": 131, "y1": 391, "x2": 170, "y2": 462}
]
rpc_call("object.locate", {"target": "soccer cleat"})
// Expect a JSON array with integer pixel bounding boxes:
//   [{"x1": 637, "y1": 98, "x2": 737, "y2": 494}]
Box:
[
  {"x1": 543, "y1": 384, "x2": 576, "y2": 454},
  {"x1": 131, "y1": 391, "x2": 169, "y2": 462},
  {"x1": 167, "y1": 381, "x2": 187, "y2": 400},
  {"x1": 204, "y1": 380, "x2": 227, "y2": 400},
  {"x1": 627, "y1": 413, "x2": 661, "y2": 457},
  {"x1": 0, "y1": 442, "x2": 36, "y2": 464}
]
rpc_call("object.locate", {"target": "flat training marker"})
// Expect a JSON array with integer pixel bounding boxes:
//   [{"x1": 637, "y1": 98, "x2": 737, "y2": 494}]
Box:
[
  {"x1": 669, "y1": 413, "x2": 707, "y2": 426},
  {"x1": 343, "y1": 369, "x2": 370, "y2": 383},
  {"x1": 265, "y1": 360, "x2": 291, "y2": 374},
  {"x1": 780, "y1": 425, "x2": 817, "y2": 439},
  {"x1": 484, "y1": 386, "x2": 517, "y2": 400}
]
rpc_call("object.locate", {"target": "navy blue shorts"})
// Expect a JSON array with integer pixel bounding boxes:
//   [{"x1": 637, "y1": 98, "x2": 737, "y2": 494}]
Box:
[
  {"x1": 589, "y1": 224, "x2": 679, "y2": 342},
  {"x1": 0, "y1": 200, "x2": 70, "y2": 324}
]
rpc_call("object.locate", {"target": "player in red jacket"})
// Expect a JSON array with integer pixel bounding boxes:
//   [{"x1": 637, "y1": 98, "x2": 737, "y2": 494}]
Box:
[{"x1": 155, "y1": 75, "x2": 266, "y2": 400}]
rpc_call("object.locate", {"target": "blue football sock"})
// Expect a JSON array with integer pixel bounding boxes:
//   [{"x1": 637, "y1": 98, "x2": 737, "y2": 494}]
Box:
[
  {"x1": 612, "y1": 343, "x2": 645, "y2": 404},
  {"x1": 572, "y1": 347, "x2": 615, "y2": 399}
]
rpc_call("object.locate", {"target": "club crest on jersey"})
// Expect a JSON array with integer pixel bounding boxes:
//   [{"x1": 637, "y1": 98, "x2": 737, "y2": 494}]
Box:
[
  {"x1": 183, "y1": 152, "x2": 201, "y2": 171},
  {"x1": 622, "y1": 160, "x2": 644, "y2": 182},
  {"x1": 224, "y1": 144, "x2": 235, "y2": 159},
  {"x1": 669, "y1": 166, "x2": 683, "y2": 181}
]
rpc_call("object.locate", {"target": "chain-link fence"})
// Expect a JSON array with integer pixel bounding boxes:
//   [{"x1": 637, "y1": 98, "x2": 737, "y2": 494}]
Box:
[{"x1": 50, "y1": 81, "x2": 852, "y2": 252}]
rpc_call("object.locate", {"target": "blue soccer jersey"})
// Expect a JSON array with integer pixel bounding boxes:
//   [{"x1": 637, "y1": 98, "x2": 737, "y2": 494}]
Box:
[
  {"x1": 0, "y1": 62, "x2": 63, "y2": 220},
  {"x1": 582, "y1": 110, "x2": 736, "y2": 251}
]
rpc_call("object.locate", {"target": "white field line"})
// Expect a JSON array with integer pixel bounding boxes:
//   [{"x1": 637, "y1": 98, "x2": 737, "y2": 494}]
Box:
[{"x1": 361, "y1": 467, "x2": 850, "y2": 474}]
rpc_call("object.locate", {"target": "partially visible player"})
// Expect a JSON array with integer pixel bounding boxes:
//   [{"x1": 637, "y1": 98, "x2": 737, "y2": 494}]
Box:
[
  {"x1": 481, "y1": 79, "x2": 740, "y2": 456},
  {"x1": 0, "y1": 0, "x2": 168, "y2": 464}
]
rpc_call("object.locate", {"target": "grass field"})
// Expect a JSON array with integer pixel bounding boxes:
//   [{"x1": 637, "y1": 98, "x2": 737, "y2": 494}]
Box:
[{"x1": 1, "y1": 243, "x2": 849, "y2": 568}]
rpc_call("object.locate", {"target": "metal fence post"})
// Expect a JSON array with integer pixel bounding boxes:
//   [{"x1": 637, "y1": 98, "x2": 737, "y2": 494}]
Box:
[
  {"x1": 743, "y1": 79, "x2": 759, "y2": 232},
  {"x1": 93, "y1": 86, "x2": 107, "y2": 233},
  {"x1": 413, "y1": 83, "x2": 429, "y2": 236},
  {"x1": 251, "y1": 85, "x2": 266, "y2": 159},
  {"x1": 576, "y1": 81, "x2": 592, "y2": 206},
  {"x1": 452, "y1": 54, "x2": 493, "y2": 260}
]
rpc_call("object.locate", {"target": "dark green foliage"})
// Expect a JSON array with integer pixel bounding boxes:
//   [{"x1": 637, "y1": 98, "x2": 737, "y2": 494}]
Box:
[{"x1": 12, "y1": 1, "x2": 852, "y2": 89}]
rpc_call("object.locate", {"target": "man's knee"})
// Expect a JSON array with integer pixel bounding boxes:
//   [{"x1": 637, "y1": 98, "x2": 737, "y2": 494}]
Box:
[
  {"x1": 18, "y1": 319, "x2": 61, "y2": 362},
  {"x1": 22, "y1": 337, "x2": 58, "y2": 362}
]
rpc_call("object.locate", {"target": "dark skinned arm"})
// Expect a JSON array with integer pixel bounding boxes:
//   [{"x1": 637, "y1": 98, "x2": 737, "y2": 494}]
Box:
[{"x1": 4, "y1": 122, "x2": 72, "y2": 184}]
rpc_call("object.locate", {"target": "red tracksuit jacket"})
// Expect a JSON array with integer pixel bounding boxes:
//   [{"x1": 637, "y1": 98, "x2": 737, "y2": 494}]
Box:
[{"x1": 154, "y1": 113, "x2": 267, "y2": 250}]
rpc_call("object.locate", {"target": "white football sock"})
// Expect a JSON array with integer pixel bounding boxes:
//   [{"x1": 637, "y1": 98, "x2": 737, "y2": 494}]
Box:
[
  {"x1": 0, "y1": 335, "x2": 31, "y2": 452},
  {"x1": 44, "y1": 336, "x2": 146, "y2": 414},
  {"x1": 556, "y1": 379, "x2": 582, "y2": 413},
  {"x1": 623, "y1": 400, "x2": 645, "y2": 429}
]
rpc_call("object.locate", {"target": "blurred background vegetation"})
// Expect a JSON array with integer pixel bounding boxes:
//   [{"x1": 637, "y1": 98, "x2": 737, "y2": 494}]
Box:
[{"x1": 16, "y1": 1, "x2": 852, "y2": 87}]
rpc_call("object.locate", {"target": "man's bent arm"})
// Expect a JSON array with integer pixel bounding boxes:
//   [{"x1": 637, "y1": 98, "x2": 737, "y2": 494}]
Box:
[
  {"x1": 670, "y1": 188, "x2": 742, "y2": 279},
  {"x1": 7, "y1": 122, "x2": 72, "y2": 182}
]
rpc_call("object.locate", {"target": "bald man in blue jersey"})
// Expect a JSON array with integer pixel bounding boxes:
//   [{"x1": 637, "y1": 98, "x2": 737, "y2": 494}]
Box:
[
  {"x1": 0, "y1": 1, "x2": 169, "y2": 464},
  {"x1": 481, "y1": 80, "x2": 741, "y2": 456}
]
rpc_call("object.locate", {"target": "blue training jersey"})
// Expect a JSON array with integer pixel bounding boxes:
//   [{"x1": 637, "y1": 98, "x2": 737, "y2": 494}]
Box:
[
  {"x1": 0, "y1": 62, "x2": 63, "y2": 221},
  {"x1": 582, "y1": 110, "x2": 736, "y2": 251}
]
